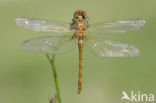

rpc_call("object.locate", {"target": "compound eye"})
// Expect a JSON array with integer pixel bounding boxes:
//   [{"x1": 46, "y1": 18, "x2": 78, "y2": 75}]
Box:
[
  {"x1": 74, "y1": 14, "x2": 78, "y2": 18},
  {"x1": 74, "y1": 10, "x2": 80, "y2": 18},
  {"x1": 81, "y1": 10, "x2": 87, "y2": 18}
]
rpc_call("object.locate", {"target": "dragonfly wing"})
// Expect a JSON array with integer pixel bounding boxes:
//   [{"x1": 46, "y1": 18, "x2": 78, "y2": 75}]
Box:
[
  {"x1": 20, "y1": 36, "x2": 76, "y2": 54},
  {"x1": 15, "y1": 17, "x2": 73, "y2": 34},
  {"x1": 87, "y1": 20, "x2": 146, "y2": 34},
  {"x1": 85, "y1": 36, "x2": 140, "y2": 57}
]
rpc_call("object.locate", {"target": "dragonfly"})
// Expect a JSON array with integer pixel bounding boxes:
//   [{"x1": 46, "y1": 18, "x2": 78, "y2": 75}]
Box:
[{"x1": 15, "y1": 9, "x2": 146, "y2": 94}]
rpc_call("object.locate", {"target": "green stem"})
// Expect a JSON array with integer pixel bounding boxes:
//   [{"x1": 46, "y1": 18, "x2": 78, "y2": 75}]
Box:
[{"x1": 46, "y1": 55, "x2": 62, "y2": 103}]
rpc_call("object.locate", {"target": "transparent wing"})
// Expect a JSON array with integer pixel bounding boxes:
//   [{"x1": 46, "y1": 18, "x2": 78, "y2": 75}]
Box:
[
  {"x1": 85, "y1": 36, "x2": 140, "y2": 57},
  {"x1": 87, "y1": 19, "x2": 146, "y2": 34},
  {"x1": 15, "y1": 17, "x2": 73, "y2": 34},
  {"x1": 20, "y1": 36, "x2": 76, "y2": 54}
]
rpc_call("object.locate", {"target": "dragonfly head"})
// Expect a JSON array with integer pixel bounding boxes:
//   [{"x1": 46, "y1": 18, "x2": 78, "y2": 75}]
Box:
[
  {"x1": 74, "y1": 9, "x2": 88, "y2": 19},
  {"x1": 70, "y1": 9, "x2": 89, "y2": 30}
]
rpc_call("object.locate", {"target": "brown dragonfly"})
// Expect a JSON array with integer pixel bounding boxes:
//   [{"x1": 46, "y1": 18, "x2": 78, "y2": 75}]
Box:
[{"x1": 15, "y1": 9, "x2": 146, "y2": 94}]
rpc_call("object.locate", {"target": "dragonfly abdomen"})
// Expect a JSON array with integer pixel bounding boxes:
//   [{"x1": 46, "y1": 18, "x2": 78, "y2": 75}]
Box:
[{"x1": 77, "y1": 39, "x2": 84, "y2": 94}]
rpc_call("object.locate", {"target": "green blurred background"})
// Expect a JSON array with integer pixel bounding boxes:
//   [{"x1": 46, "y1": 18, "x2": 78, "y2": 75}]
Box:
[{"x1": 0, "y1": 0, "x2": 156, "y2": 103}]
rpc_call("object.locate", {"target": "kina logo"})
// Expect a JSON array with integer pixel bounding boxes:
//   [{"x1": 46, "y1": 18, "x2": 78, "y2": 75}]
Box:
[{"x1": 121, "y1": 91, "x2": 155, "y2": 102}]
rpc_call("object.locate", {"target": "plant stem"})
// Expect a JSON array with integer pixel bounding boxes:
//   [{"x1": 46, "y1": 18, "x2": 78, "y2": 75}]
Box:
[{"x1": 46, "y1": 55, "x2": 62, "y2": 103}]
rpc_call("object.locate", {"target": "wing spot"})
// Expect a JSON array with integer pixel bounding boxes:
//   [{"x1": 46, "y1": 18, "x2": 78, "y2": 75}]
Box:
[
  {"x1": 94, "y1": 43, "x2": 97, "y2": 47},
  {"x1": 25, "y1": 20, "x2": 29, "y2": 25}
]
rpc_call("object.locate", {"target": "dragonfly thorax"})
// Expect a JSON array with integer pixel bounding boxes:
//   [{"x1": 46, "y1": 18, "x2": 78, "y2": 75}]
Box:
[{"x1": 71, "y1": 10, "x2": 88, "y2": 38}]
